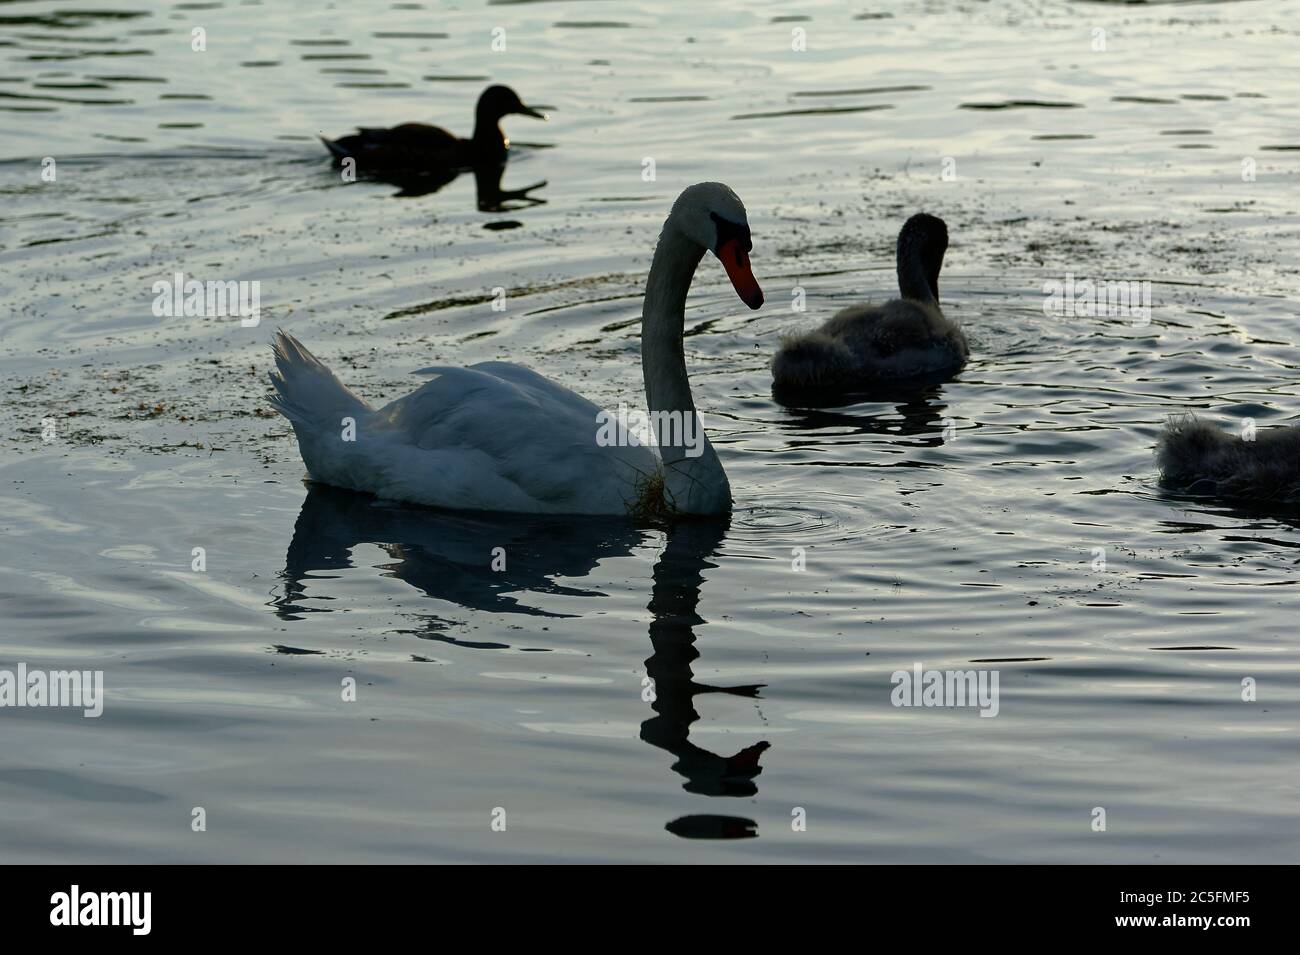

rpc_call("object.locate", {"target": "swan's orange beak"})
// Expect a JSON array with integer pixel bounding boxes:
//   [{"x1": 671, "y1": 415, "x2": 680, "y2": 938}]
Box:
[{"x1": 717, "y1": 239, "x2": 764, "y2": 310}]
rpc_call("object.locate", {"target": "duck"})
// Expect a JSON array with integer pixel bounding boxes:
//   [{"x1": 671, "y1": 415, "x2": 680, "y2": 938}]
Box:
[
  {"x1": 269, "y1": 182, "x2": 764, "y2": 517},
  {"x1": 1156, "y1": 415, "x2": 1300, "y2": 502},
  {"x1": 771, "y1": 213, "x2": 967, "y2": 392},
  {"x1": 320, "y1": 84, "x2": 546, "y2": 171}
]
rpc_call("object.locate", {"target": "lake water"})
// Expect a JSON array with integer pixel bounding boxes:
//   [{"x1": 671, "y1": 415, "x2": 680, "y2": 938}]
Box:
[{"x1": 2, "y1": 0, "x2": 1298, "y2": 863}]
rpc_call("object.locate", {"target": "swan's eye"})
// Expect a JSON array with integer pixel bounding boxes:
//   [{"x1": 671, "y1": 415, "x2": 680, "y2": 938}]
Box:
[{"x1": 710, "y1": 212, "x2": 752, "y2": 254}]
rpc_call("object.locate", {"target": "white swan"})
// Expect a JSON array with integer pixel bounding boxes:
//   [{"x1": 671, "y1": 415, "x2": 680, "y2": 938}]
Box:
[{"x1": 269, "y1": 182, "x2": 763, "y2": 516}]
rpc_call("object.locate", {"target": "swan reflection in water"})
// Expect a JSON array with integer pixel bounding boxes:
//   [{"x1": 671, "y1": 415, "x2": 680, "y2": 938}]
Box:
[
  {"x1": 777, "y1": 387, "x2": 956, "y2": 451},
  {"x1": 274, "y1": 485, "x2": 769, "y2": 837},
  {"x1": 643, "y1": 521, "x2": 769, "y2": 840},
  {"x1": 273, "y1": 485, "x2": 635, "y2": 639}
]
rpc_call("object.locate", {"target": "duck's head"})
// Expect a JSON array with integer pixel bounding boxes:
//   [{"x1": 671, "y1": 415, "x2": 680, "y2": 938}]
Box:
[
  {"x1": 477, "y1": 84, "x2": 547, "y2": 121},
  {"x1": 897, "y1": 213, "x2": 948, "y2": 300},
  {"x1": 670, "y1": 182, "x2": 764, "y2": 310}
]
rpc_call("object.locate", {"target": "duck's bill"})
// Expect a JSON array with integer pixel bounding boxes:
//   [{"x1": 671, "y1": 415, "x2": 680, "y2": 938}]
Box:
[
  {"x1": 518, "y1": 106, "x2": 548, "y2": 120},
  {"x1": 716, "y1": 238, "x2": 764, "y2": 310}
]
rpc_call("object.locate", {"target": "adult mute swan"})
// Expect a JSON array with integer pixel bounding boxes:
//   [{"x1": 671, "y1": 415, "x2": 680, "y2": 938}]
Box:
[
  {"x1": 321, "y1": 85, "x2": 546, "y2": 171},
  {"x1": 1157, "y1": 415, "x2": 1300, "y2": 501},
  {"x1": 771, "y1": 213, "x2": 967, "y2": 392},
  {"x1": 269, "y1": 182, "x2": 763, "y2": 517}
]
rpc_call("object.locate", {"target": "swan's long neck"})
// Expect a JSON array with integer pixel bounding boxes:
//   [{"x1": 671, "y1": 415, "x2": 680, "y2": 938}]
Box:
[
  {"x1": 641, "y1": 224, "x2": 731, "y2": 515},
  {"x1": 897, "y1": 238, "x2": 939, "y2": 304}
]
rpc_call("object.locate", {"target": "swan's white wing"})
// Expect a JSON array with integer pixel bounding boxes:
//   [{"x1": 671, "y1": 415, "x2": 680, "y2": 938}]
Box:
[
  {"x1": 470, "y1": 361, "x2": 659, "y2": 449},
  {"x1": 409, "y1": 361, "x2": 608, "y2": 422},
  {"x1": 360, "y1": 362, "x2": 658, "y2": 514}
]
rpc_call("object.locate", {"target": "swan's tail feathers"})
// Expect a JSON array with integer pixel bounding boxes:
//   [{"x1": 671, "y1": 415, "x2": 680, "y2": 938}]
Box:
[
  {"x1": 268, "y1": 330, "x2": 371, "y2": 427},
  {"x1": 771, "y1": 331, "x2": 857, "y2": 390},
  {"x1": 1154, "y1": 413, "x2": 1256, "y2": 495},
  {"x1": 1156, "y1": 415, "x2": 1221, "y2": 487},
  {"x1": 1156, "y1": 413, "x2": 1300, "y2": 500}
]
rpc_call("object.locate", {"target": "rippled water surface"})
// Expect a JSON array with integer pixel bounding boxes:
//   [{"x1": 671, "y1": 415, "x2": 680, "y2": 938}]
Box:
[{"x1": 2, "y1": 0, "x2": 1299, "y2": 862}]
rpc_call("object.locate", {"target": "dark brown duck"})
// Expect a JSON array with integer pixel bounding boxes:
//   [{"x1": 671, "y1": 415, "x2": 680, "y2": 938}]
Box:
[{"x1": 321, "y1": 84, "x2": 546, "y2": 171}]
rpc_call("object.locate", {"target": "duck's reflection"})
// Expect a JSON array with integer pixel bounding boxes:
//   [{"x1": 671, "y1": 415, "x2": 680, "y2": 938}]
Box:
[
  {"x1": 472, "y1": 161, "x2": 547, "y2": 212},
  {"x1": 274, "y1": 487, "x2": 769, "y2": 838},
  {"x1": 351, "y1": 159, "x2": 547, "y2": 209}
]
